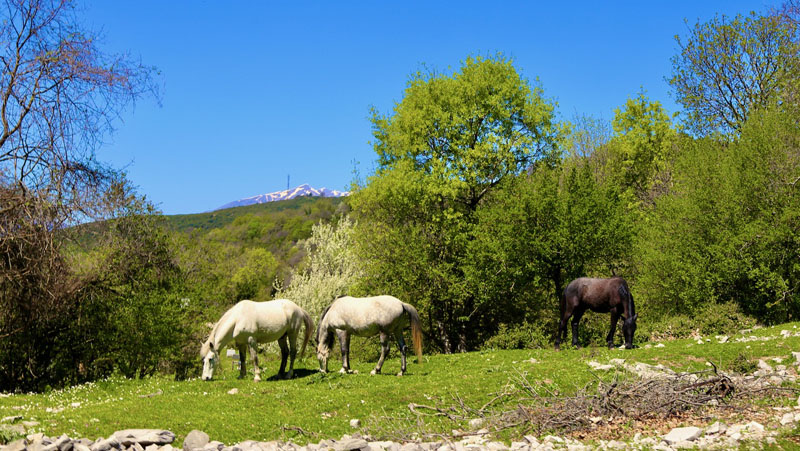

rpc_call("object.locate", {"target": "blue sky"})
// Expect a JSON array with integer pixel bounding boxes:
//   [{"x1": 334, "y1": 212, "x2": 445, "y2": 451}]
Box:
[{"x1": 85, "y1": 1, "x2": 768, "y2": 215}]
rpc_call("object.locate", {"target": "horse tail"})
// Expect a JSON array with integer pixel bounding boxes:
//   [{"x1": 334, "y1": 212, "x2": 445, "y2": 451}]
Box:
[
  {"x1": 299, "y1": 308, "x2": 314, "y2": 360},
  {"x1": 403, "y1": 302, "x2": 423, "y2": 363},
  {"x1": 618, "y1": 280, "x2": 635, "y2": 318}
]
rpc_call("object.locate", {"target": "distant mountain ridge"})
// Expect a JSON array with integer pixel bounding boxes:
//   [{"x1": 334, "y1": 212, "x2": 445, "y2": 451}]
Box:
[{"x1": 215, "y1": 183, "x2": 349, "y2": 210}]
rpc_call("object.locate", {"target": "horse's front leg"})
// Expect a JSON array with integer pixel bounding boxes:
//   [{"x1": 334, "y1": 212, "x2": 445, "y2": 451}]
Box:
[
  {"x1": 372, "y1": 332, "x2": 390, "y2": 375},
  {"x1": 247, "y1": 336, "x2": 261, "y2": 382},
  {"x1": 607, "y1": 310, "x2": 621, "y2": 349},
  {"x1": 277, "y1": 334, "x2": 290, "y2": 379},
  {"x1": 337, "y1": 330, "x2": 352, "y2": 374},
  {"x1": 237, "y1": 344, "x2": 248, "y2": 379},
  {"x1": 395, "y1": 332, "x2": 407, "y2": 376}
]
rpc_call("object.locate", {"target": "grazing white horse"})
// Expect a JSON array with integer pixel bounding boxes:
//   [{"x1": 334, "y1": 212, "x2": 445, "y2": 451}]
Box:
[
  {"x1": 201, "y1": 299, "x2": 313, "y2": 381},
  {"x1": 317, "y1": 295, "x2": 423, "y2": 376}
]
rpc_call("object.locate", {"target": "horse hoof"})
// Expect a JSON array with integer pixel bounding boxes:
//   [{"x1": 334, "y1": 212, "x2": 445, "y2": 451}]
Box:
[
  {"x1": 339, "y1": 367, "x2": 348, "y2": 374},
  {"x1": 285, "y1": 371, "x2": 293, "y2": 379},
  {"x1": 370, "y1": 369, "x2": 379, "y2": 375},
  {"x1": 254, "y1": 376, "x2": 261, "y2": 382},
  {"x1": 396, "y1": 372, "x2": 404, "y2": 377}
]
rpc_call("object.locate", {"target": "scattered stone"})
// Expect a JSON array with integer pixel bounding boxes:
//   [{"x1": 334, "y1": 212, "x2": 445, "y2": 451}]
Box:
[
  {"x1": 1, "y1": 415, "x2": 22, "y2": 423},
  {"x1": 0, "y1": 423, "x2": 26, "y2": 437},
  {"x1": 793, "y1": 352, "x2": 800, "y2": 365},
  {"x1": 757, "y1": 360, "x2": 773, "y2": 373},
  {"x1": 744, "y1": 421, "x2": 764, "y2": 433},
  {"x1": 587, "y1": 361, "x2": 614, "y2": 371},
  {"x1": 333, "y1": 438, "x2": 368, "y2": 451},
  {"x1": 89, "y1": 437, "x2": 119, "y2": 451},
  {"x1": 349, "y1": 419, "x2": 361, "y2": 429},
  {"x1": 183, "y1": 430, "x2": 210, "y2": 451},
  {"x1": 655, "y1": 343, "x2": 665, "y2": 348},
  {"x1": 227, "y1": 388, "x2": 239, "y2": 395},
  {"x1": 716, "y1": 335, "x2": 729, "y2": 343},
  {"x1": 609, "y1": 359, "x2": 625, "y2": 366},
  {"x1": 112, "y1": 430, "x2": 176, "y2": 446},
  {"x1": 662, "y1": 426, "x2": 702, "y2": 445},
  {"x1": 781, "y1": 413, "x2": 796, "y2": 426},
  {"x1": 22, "y1": 420, "x2": 40, "y2": 428},
  {"x1": 139, "y1": 389, "x2": 163, "y2": 399},
  {"x1": 706, "y1": 421, "x2": 727, "y2": 435},
  {"x1": 3, "y1": 438, "x2": 27, "y2": 451},
  {"x1": 467, "y1": 418, "x2": 484, "y2": 429}
]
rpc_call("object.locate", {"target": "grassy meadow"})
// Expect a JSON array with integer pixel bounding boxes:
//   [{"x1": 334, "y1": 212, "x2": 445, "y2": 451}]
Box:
[{"x1": 2, "y1": 323, "x2": 799, "y2": 446}]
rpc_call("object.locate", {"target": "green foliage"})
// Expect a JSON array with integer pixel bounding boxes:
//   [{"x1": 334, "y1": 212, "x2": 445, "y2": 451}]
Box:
[
  {"x1": 670, "y1": 11, "x2": 799, "y2": 134},
  {"x1": 604, "y1": 92, "x2": 677, "y2": 207},
  {"x1": 635, "y1": 106, "x2": 800, "y2": 323},
  {"x1": 639, "y1": 302, "x2": 757, "y2": 341},
  {"x1": 353, "y1": 55, "x2": 560, "y2": 352},
  {"x1": 275, "y1": 216, "x2": 363, "y2": 320},
  {"x1": 481, "y1": 323, "x2": 550, "y2": 350}
]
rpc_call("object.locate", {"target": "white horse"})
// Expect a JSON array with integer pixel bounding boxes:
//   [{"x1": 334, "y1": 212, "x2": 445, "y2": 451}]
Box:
[
  {"x1": 317, "y1": 295, "x2": 423, "y2": 376},
  {"x1": 201, "y1": 299, "x2": 313, "y2": 381}
]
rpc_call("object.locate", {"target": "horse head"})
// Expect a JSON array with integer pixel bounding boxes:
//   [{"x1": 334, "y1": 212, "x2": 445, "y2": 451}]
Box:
[
  {"x1": 622, "y1": 314, "x2": 638, "y2": 349},
  {"x1": 201, "y1": 343, "x2": 218, "y2": 381}
]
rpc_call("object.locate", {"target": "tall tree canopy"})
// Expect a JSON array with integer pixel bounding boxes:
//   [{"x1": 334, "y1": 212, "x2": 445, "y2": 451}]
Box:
[
  {"x1": 669, "y1": 11, "x2": 799, "y2": 135},
  {"x1": 351, "y1": 55, "x2": 560, "y2": 352}
]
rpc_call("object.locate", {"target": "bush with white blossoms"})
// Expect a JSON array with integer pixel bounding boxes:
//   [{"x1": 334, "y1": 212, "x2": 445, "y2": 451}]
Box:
[{"x1": 275, "y1": 216, "x2": 362, "y2": 321}]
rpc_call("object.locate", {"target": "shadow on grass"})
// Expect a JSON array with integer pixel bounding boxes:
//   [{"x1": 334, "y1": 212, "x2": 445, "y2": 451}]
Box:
[{"x1": 264, "y1": 368, "x2": 319, "y2": 381}]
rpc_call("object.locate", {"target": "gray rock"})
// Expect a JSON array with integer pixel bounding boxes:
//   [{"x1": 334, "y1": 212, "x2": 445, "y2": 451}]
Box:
[
  {"x1": 0, "y1": 424, "x2": 26, "y2": 438},
  {"x1": 706, "y1": 421, "x2": 727, "y2": 435},
  {"x1": 1, "y1": 415, "x2": 22, "y2": 424},
  {"x1": 89, "y1": 437, "x2": 120, "y2": 451},
  {"x1": 662, "y1": 426, "x2": 702, "y2": 444},
  {"x1": 399, "y1": 444, "x2": 421, "y2": 451},
  {"x1": 3, "y1": 438, "x2": 27, "y2": 451},
  {"x1": 349, "y1": 419, "x2": 361, "y2": 429},
  {"x1": 74, "y1": 444, "x2": 92, "y2": 451},
  {"x1": 22, "y1": 421, "x2": 40, "y2": 428},
  {"x1": 183, "y1": 431, "x2": 210, "y2": 451},
  {"x1": 204, "y1": 442, "x2": 224, "y2": 451},
  {"x1": 467, "y1": 419, "x2": 484, "y2": 429},
  {"x1": 133, "y1": 443, "x2": 145, "y2": 451},
  {"x1": 333, "y1": 439, "x2": 368, "y2": 451},
  {"x1": 112, "y1": 431, "x2": 175, "y2": 447}
]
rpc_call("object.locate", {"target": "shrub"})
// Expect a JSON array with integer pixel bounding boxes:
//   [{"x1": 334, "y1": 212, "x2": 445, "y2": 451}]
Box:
[{"x1": 481, "y1": 323, "x2": 550, "y2": 350}]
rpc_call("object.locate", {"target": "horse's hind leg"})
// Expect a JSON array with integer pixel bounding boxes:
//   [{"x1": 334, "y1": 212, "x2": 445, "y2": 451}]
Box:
[
  {"x1": 337, "y1": 330, "x2": 352, "y2": 374},
  {"x1": 571, "y1": 308, "x2": 585, "y2": 348},
  {"x1": 395, "y1": 332, "x2": 408, "y2": 376},
  {"x1": 247, "y1": 336, "x2": 262, "y2": 382},
  {"x1": 286, "y1": 331, "x2": 298, "y2": 379},
  {"x1": 371, "y1": 332, "x2": 390, "y2": 375},
  {"x1": 277, "y1": 334, "x2": 290, "y2": 379},
  {"x1": 607, "y1": 310, "x2": 621, "y2": 349},
  {"x1": 556, "y1": 303, "x2": 575, "y2": 350}
]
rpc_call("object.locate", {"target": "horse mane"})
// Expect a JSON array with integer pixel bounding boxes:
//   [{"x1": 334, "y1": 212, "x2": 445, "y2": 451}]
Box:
[
  {"x1": 317, "y1": 304, "x2": 333, "y2": 346},
  {"x1": 200, "y1": 306, "x2": 235, "y2": 356}
]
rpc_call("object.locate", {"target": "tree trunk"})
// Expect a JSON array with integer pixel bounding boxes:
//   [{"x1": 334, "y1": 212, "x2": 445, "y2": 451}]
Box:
[{"x1": 436, "y1": 320, "x2": 452, "y2": 354}]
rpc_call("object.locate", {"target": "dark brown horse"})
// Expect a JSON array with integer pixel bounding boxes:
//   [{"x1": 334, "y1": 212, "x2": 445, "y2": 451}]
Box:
[{"x1": 555, "y1": 277, "x2": 637, "y2": 350}]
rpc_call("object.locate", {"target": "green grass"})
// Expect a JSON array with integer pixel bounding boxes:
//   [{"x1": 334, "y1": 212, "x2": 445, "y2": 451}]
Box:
[{"x1": 2, "y1": 322, "x2": 799, "y2": 446}]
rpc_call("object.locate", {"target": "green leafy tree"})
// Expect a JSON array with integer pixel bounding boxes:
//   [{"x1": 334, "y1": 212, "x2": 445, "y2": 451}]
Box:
[
  {"x1": 467, "y1": 161, "x2": 631, "y2": 342},
  {"x1": 636, "y1": 105, "x2": 800, "y2": 322},
  {"x1": 669, "y1": 11, "x2": 799, "y2": 134},
  {"x1": 352, "y1": 55, "x2": 560, "y2": 352},
  {"x1": 604, "y1": 92, "x2": 677, "y2": 207}
]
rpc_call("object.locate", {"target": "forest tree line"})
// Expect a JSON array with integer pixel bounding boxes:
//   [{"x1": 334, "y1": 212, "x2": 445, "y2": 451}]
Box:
[{"x1": 0, "y1": 0, "x2": 799, "y2": 391}]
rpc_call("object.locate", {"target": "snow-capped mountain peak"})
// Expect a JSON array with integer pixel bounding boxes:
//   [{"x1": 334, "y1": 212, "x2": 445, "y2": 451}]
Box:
[{"x1": 215, "y1": 184, "x2": 349, "y2": 210}]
